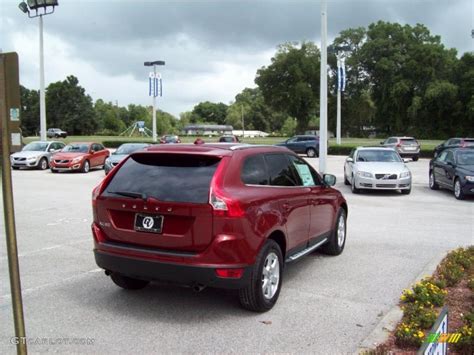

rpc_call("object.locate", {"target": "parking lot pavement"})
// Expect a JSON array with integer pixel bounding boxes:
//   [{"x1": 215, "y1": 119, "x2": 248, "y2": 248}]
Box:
[{"x1": 0, "y1": 157, "x2": 472, "y2": 354}]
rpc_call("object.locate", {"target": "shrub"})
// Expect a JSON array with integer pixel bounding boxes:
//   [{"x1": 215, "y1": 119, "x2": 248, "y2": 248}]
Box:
[
  {"x1": 455, "y1": 309, "x2": 474, "y2": 352},
  {"x1": 402, "y1": 303, "x2": 437, "y2": 329},
  {"x1": 395, "y1": 321, "x2": 425, "y2": 347},
  {"x1": 400, "y1": 278, "x2": 447, "y2": 307}
]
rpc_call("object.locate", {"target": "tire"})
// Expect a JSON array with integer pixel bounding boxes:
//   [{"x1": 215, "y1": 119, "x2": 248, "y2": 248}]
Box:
[
  {"x1": 401, "y1": 187, "x2": 411, "y2": 195},
  {"x1": 81, "y1": 160, "x2": 90, "y2": 173},
  {"x1": 12, "y1": 166, "x2": 20, "y2": 170},
  {"x1": 351, "y1": 175, "x2": 360, "y2": 194},
  {"x1": 306, "y1": 148, "x2": 317, "y2": 158},
  {"x1": 110, "y1": 273, "x2": 149, "y2": 290},
  {"x1": 54, "y1": 134, "x2": 59, "y2": 138},
  {"x1": 412, "y1": 156, "x2": 419, "y2": 162},
  {"x1": 429, "y1": 171, "x2": 439, "y2": 190},
  {"x1": 344, "y1": 169, "x2": 350, "y2": 185},
  {"x1": 454, "y1": 178, "x2": 465, "y2": 200},
  {"x1": 321, "y1": 208, "x2": 347, "y2": 256},
  {"x1": 38, "y1": 157, "x2": 49, "y2": 170},
  {"x1": 239, "y1": 239, "x2": 283, "y2": 312},
  {"x1": 50, "y1": 168, "x2": 58, "y2": 173}
]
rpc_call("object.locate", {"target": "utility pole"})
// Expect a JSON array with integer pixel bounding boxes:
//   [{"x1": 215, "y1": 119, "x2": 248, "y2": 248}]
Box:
[
  {"x1": 319, "y1": 0, "x2": 328, "y2": 173},
  {"x1": 241, "y1": 104, "x2": 245, "y2": 141}
]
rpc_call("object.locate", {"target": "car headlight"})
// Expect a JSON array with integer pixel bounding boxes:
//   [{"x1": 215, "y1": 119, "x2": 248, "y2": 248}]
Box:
[
  {"x1": 72, "y1": 156, "x2": 84, "y2": 163},
  {"x1": 357, "y1": 171, "x2": 373, "y2": 178},
  {"x1": 466, "y1": 176, "x2": 474, "y2": 182},
  {"x1": 400, "y1": 171, "x2": 411, "y2": 178},
  {"x1": 27, "y1": 156, "x2": 38, "y2": 161}
]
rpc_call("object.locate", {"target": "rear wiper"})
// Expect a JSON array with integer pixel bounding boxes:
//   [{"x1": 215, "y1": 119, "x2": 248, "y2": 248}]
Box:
[{"x1": 109, "y1": 191, "x2": 147, "y2": 200}]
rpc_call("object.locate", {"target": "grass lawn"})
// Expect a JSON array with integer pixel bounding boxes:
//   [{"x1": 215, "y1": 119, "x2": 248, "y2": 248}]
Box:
[{"x1": 23, "y1": 136, "x2": 443, "y2": 150}]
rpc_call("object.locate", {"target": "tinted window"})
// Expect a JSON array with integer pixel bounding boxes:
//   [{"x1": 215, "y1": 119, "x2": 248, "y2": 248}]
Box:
[
  {"x1": 104, "y1": 154, "x2": 220, "y2": 204},
  {"x1": 446, "y1": 151, "x2": 455, "y2": 164},
  {"x1": 400, "y1": 139, "x2": 416, "y2": 145},
  {"x1": 438, "y1": 150, "x2": 448, "y2": 162},
  {"x1": 288, "y1": 155, "x2": 321, "y2": 186},
  {"x1": 463, "y1": 139, "x2": 474, "y2": 147},
  {"x1": 456, "y1": 150, "x2": 474, "y2": 165},
  {"x1": 219, "y1": 136, "x2": 234, "y2": 143},
  {"x1": 264, "y1": 154, "x2": 300, "y2": 186},
  {"x1": 356, "y1": 150, "x2": 402, "y2": 162},
  {"x1": 241, "y1": 155, "x2": 268, "y2": 185},
  {"x1": 62, "y1": 144, "x2": 89, "y2": 153}
]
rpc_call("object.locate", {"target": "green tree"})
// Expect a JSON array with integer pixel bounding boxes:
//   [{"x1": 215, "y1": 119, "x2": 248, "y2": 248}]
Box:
[
  {"x1": 19, "y1": 85, "x2": 40, "y2": 136},
  {"x1": 191, "y1": 101, "x2": 228, "y2": 124},
  {"x1": 46, "y1": 75, "x2": 97, "y2": 135},
  {"x1": 281, "y1": 117, "x2": 297, "y2": 136},
  {"x1": 255, "y1": 42, "x2": 321, "y2": 133}
]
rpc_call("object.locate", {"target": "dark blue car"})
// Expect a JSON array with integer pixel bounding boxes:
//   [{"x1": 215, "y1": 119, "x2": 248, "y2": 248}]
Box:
[
  {"x1": 275, "y1": 135, "x2": 320, "y2": 157},
  {"x1": 429, "y1": 147, "x2": 474, "y2": 200}
]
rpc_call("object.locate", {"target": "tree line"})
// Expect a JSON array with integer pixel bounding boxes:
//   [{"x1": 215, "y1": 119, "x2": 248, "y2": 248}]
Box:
[{"x1": 20, "y1": 21, "x2": 474, "y2": 138}]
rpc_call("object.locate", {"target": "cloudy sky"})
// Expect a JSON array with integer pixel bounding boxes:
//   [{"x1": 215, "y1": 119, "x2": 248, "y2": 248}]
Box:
[{"x1": 1, "y1": 0, "x2": 472, "y2": 117}]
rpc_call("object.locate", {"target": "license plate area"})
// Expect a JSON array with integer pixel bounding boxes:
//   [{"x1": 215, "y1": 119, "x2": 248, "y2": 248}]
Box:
[{"x1": 134, "y1": 213, "x2": 164, "y2": 234}]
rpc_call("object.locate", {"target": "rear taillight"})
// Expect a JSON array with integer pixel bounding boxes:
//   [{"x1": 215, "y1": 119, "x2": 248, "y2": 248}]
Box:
[
  {"x1": 215, "y1": 268, "x2": 244, "y2": 279},
  {"x1": 209, "y1": 157, "x2": 245, "y2": 218},
  {"x1": 210, "y1": 191, "x2": 245, "y2": 218}
]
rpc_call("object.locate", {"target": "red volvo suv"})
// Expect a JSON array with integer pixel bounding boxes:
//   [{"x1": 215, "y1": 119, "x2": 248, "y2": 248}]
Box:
[{"x1": 92, "y1": 143, "x2": 348, "y2": 311}]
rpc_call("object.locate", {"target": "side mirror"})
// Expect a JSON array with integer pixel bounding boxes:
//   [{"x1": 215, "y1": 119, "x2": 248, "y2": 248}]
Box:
[
  {"x1": 323, "y1": 174, "x2": 336, "y2": 186},
  {"x1": 49, "y1": 148, "x2": 54, "y2": 152},
  {"x1": 346, "y1": 157, "x2": 353, "y2": 163}
]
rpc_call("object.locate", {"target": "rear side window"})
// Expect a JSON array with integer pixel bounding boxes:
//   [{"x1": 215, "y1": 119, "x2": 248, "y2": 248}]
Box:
[
  {"x1": 103, "y1": 154, "x2": 220, "y2": 204},
  {"x1": 241, "y1": 155, "x2": 268, "y2": 185},
  {"x1": 264, "y1": 154, "x2": 301, "y2": 187}
]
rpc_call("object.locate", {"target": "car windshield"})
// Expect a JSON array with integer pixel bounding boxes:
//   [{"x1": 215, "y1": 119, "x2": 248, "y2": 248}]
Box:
[
  {"x1": 22, "y1": 142, "x2": 48, "y2": 152},
  {"x1": 219, "y1": 137, "x2": 234, "y2": 142},
  {"x1": 62, "y1": 144, "x2": 89, "y2": 153},
  {"x1": 164, "y1": 136, "x2": 177, "y2": 142},
  {"x1": 115, "y1": 144, "x2": 148, "y2": 155},
  {"x1": 357, "y1": 150, "x2": 402, "y2": 162},
  {"x1": 456, "y1": 150, "x2": 474, "y2": 165}
]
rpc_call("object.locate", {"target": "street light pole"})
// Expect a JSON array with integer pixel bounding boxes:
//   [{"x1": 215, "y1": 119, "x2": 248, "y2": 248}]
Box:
[
  {"x1": 18, "y1": 0, "x2": 58, "y2": 141},
  {"x1": 319, "y1": 0, "x2": 328, "y2": 174},
  {"x1": 152, "y1": 64, "x2": 157, "y2": 142},
  {"x1": 336, "y1": 54, "x2": 342, "y2": 145},
  {"x1": 39, "y1": 15, "x2": 46, "y2": 141},
  {"x1": 144, "y1": 60, "x2": 165, "y2": 143}
]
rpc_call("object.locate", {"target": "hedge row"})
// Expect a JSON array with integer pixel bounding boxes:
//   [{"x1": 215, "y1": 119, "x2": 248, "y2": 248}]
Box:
[
  {"x1": 102, "y1": 139, "x2": 435, "y2": 158},
  {"x1": 328, "y1": 145, "x2": 435, "y2": 158}
]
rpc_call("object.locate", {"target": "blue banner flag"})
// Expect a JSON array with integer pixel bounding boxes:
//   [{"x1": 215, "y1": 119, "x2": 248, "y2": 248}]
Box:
[{"x1": 148, "y1": 72, "x2": 163, "y2": 97}]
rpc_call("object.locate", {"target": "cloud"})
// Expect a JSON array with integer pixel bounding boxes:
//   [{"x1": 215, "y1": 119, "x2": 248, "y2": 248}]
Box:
[{"x1": 1, "y1": 0, "x2": 472, "y2": 117}]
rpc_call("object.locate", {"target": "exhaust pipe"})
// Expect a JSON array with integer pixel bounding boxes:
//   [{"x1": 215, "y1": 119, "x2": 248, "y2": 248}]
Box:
[{"x1": 192, "y1": 284, "x2": 206, "y2": 292}]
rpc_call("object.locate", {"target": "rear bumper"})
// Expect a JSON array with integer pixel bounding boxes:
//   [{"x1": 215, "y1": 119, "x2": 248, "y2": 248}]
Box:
[{"x1": 94, "y1": 249, "x2": 252, "y2": 289}]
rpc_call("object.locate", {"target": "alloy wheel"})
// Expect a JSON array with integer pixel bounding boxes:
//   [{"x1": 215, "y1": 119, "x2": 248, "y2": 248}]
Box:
[
  {"x1": 337, "y1": 215, "x2": 346, "y2": 247},
  {"x1": 261, "y1": 252, "x2": 280, "y2": 300}
]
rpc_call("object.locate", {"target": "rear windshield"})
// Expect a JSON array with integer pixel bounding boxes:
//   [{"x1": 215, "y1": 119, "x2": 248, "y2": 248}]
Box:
[
  {"x1": 103, "y1": 154, "x2": 220, "y2": 204},
  {"x1": 219, "y1": 137, "x2": 234, "y2": 142},
  {"x1": 463, "y1": 139, "x2": 474, "y2": 146},
  {"x1": 400, "y1": 139, "x2": 417, "y2": 145}
]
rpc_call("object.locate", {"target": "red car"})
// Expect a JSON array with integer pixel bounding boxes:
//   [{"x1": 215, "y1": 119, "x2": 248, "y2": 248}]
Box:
[
  {"x1": 50, "y1": 142, "x2": 109, "y2": 173},
  {"x1": 92, "y1": 143, "x2": 348, "y2": 311}
]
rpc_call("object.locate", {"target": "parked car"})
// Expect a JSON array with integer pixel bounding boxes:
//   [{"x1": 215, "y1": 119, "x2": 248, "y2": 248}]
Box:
[
  {"x1": 160, "y1": 135, "x2": 181, "y2": 144},
  {"x1": 46, "y1": 128, "x2": 68, "y2": 138},
  {"x1": 50, "y1": 142, "x2": 109, "y2": 173},
  {"x1": 10, "y1": 141, "x2": 65, "y2": 170},
  {"x1": 380, "y1": 137, "x2": 420, "y2": 161},
  {"x1": 433, "y1": 138, "x2": 474, "y2": 157},
  {"x1": 91, "y1": 144, "x2": 348, "y2": 311},
  {"x1": 104, "y1": 143, "x2": 150, "y2": 175},
  {"x1": 275, "y1": 135, "x2": 319, "y2": 157},
  {"x1": 429, "y1": 147, "x2": 474, "y2": 200},
  {"x1": 219, "y1": 135, "x2": 240, "y2": 143},
  {"x1": 344, "y1": 147, "x2": 412, "y2": 194}
]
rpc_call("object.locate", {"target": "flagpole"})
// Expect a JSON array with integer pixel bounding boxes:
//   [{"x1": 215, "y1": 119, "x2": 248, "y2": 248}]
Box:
[
  {"x1": 336, "y1": 55, "x2": 342, "y2": 145},
  {"x1": 319, "y1": 0, "x2": 328, "y2": 174}
]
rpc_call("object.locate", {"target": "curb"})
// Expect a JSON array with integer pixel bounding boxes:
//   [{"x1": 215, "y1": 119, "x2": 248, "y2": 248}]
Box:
[{"x1": 356, "y1": 251, "x2": 448, "y2": 354}]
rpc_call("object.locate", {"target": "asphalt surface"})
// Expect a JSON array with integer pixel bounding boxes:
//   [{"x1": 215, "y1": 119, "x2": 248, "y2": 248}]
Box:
[{"x1": 0, "y1": 156, "x2": 473, "y2": 354}]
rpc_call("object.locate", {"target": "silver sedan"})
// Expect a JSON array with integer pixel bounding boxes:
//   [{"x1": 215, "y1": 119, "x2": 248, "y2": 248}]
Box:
[
  {"x1": 344, "y1": 147, "x2": 412, "y2": 194},
  {"x1": 10, "y1": 141, "x2": 65, "y2": 170}
]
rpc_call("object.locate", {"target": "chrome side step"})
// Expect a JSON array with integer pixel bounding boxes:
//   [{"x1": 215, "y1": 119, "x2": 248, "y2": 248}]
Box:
[{"x1": 286, "y1": 238, "x2": 328, "y2": 263}]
